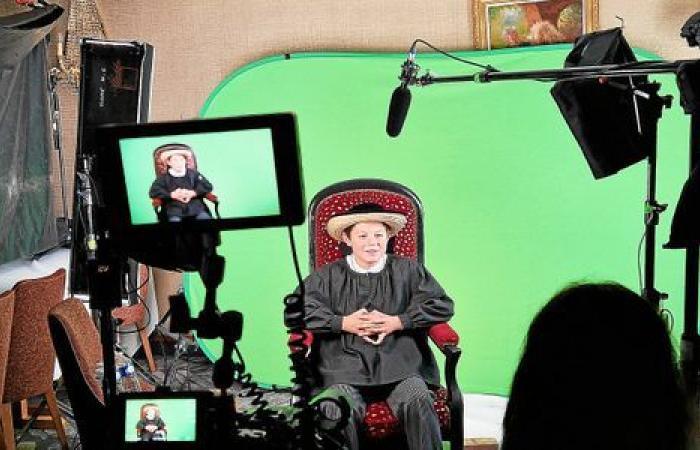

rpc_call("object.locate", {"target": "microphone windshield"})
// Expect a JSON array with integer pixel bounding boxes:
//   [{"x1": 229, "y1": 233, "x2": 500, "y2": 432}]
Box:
[{"x1": 386, "y1": 85, "x2": 412, "y2": 138}]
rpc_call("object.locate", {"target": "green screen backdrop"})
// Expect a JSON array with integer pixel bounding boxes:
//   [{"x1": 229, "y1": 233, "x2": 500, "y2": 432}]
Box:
[{"x1": 184, "y1": 45, "x2": 691, "y2": 396}]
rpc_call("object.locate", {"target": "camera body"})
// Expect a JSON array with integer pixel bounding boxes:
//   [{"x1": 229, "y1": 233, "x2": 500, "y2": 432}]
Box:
[
  {"x1": 115, "y1": 390, "x2": 214, "y2": 449},
  {"x1": 90, "y1": 113, "x2": 347, "y2": 449}
]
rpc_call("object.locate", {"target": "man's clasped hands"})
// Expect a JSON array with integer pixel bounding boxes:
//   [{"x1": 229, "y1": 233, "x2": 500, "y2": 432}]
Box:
[
  {"x1": 170, "y1": 188, "x2": 198, "y2": 203},
  {"x1": 341, "y1": 308, "x2": 403, "y2": 345}
]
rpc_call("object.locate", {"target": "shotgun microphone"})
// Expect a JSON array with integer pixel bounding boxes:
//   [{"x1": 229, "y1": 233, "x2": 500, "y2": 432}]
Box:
[{"x1": 386, "y1": 44, "x2": 418, "y2": 137}]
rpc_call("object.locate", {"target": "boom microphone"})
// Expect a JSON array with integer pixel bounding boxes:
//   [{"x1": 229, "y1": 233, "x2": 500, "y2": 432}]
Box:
[
  {"x1": 386, "y1": 44, "x2": 418, "y2": 137},
  {"x1": 386, "y1": 86, "x2": 411, "y2": 138}
]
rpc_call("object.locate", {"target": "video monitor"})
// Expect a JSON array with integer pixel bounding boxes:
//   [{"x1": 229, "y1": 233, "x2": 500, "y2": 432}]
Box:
[
  {"x1": 97, "y1": 113, "x2": 305, "y2": 240},
  {"x1": 117, "y1": 391, "x2": 211, "y2": 449}
]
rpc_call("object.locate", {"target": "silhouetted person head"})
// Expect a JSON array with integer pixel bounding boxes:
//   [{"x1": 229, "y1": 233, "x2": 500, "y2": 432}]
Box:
[{"x1": 502, "y1": 282, "x2": 691, "y2": 450}]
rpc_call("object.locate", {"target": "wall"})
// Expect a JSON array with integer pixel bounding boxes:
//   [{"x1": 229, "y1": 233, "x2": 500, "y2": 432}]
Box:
[
  {"x1": 94, "y1": 0, "x2": 700, "y2": 122},
  {"x1": 3, "y1": 0, "x2": 695, "y2": 222},
  {"x1": 3, "y1": 0, "x2": 699, "y2": 219}
]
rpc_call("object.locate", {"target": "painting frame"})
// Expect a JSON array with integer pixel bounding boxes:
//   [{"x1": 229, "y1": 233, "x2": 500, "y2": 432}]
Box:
[{"x1": 472, "y1": 0, "x2": 600, "y2": 50}]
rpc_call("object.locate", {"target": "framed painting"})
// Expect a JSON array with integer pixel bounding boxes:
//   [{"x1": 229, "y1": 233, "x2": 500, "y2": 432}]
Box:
[{"x1": 472, "y1": 0, "x2": 599, "y2": 50}]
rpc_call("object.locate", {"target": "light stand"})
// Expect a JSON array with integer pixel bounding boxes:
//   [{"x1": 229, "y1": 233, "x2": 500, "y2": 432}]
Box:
[
  {"x1": 95, "y1": 292, "x2": 118, "y2": 406},
  {"x1": 76, "y1": 153, "x2": 123, "y2": 407},
  {"x1": 680, "y1": 116, "x2": 700, "y2": 396},
  {"x1": 639, "y1": 83, "x2": 672, "y2": 310},
  {"x1": 667, "y1": 60, "x2": 700, "y2": 396},
  {"x1": 669, "y1": 13, "x2": 700, "y2": 397},
  {"x1": 48, "y1": 67, "x2": 71, "y2": 244}
]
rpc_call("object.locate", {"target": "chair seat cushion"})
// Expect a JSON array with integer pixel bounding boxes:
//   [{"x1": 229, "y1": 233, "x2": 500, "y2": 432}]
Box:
[{"x1": 363, "y1": 387, "x2": 450, "y2": 440}]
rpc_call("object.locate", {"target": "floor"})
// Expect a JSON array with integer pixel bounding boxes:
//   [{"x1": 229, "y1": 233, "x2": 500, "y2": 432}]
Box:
[{"x1": 8, "y1": 334, "x2": 507, "y2": 449}]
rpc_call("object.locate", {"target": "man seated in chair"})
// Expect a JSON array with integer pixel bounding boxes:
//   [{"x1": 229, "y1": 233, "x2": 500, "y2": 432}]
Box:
[
  {"x1": 148, "y1": 143, "x2": 214, "y2": 223},
  {"x1": 302, "y1": 203, "x2": 454, "y2": 450}
]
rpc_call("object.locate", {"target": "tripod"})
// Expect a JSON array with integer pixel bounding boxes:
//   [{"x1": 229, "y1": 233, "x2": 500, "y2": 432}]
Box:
[
  {"x1": 678, "y1": 112, "x2": 700, "y2": 398},
  {"x1": 169, "y1": 232, "x2": 240, "y2": 447}
]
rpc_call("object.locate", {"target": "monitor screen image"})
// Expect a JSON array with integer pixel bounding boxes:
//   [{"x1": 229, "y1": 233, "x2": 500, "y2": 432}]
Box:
[
  {"x1": 119, "y1": 127, "x2": 280, "y2": 226},
  {"x1": 95, "y1": 113, "x2": 304, "y2": 268},
  {"x1": 124, "y1": 398, "x2": 197, "y2": 443}
]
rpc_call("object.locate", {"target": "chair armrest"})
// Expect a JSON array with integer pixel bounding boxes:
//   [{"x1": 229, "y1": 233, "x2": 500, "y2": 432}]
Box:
[
  {"x1": 204, "y1": 193, "x2": 220, "y2": 219},
  {"x1": 428, "y1": 323, "x2": 464, "y2": 450},
  {"x1": 288, "y1": 330, "x2": 314, "y2": 354},
  {"x1": 428, "y1": 322, "x2": 460, "y2": 353}
]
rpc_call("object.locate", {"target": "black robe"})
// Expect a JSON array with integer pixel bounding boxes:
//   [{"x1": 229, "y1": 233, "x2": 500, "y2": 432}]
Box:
[
  {"x1": 148, "y1": 169, "x2": 213, "y2": 219},
  {"x1": 302, "y1": 255, "x2": 454, "y2": 387}
]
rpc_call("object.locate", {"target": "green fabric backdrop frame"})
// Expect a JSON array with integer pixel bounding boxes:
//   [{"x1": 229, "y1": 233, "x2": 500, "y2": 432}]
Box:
[{"x1": 185, "y1": 44, "x2": 690, "y2": 395}]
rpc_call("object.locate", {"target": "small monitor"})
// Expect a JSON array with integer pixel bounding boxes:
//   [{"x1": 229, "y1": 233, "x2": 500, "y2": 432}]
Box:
[
  {"x1": 97, "y1": 113, "x2": 305, "y2": 237},
  {"x1": 117, "y1": 391, "x2": 212, "y2": 449}
]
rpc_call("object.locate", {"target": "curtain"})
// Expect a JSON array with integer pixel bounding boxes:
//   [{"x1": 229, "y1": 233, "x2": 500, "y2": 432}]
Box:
[{"x1": 0, "y1": 5, "x2": 64, "y2": 265}]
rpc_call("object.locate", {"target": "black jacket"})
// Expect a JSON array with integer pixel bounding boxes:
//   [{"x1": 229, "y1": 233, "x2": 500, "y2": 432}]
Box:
[
  {"x1": 301, "y1": 255, "x2": 454, "y2": 387},
  {"x1": 148, "y1": 169, "x2": 213, "y2": 219}
]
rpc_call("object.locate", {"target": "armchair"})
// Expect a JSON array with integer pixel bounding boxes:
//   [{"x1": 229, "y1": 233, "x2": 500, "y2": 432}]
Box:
[
  {"x1": 299, "y1": 178, "x2": 463, "y2": 449},
  {"x1": 2, "y1": 269, "x2": 68, "y2": 450},
  {"x1": 0, "y1": 289, "x2": 14, "y2": 450}
]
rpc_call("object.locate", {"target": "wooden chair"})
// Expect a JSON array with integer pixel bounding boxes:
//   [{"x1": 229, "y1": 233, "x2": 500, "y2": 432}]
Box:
[
  {"x1": 48, "y1": 298, "x2": 105, "y2": 450},
  {"x1": 112, "y1": 263, "x2": 157, "y2": 373},
  {"x1": 1, "y1": 269, "x2": 68, "y2": 450},
  {"x1": 49, "y1": 297, "x2": 156, "y2": 450},
  {"x1": 300, "y1": 179, "x2": 464, "y2": 449},
  {"x1": 0, "y1": 290, "x2": 14, "y2": 450}
]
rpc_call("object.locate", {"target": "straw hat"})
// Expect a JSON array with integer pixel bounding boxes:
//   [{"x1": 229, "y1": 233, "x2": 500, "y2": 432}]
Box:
[
  {"x1": 157, "y1": 143, "x2": 192, "y2": 163},
  {"x1": 326, "y1": 203, "x2": 407, "y2": 241}
]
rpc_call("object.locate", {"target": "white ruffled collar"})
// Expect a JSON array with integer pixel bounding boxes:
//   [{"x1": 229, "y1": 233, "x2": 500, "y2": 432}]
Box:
[
  {"x1": 346, "y1": 254, "x2": 387, "y2": 273},
  {"x1": 168, "y1": 168, "x2": 187, "y2": 177}
]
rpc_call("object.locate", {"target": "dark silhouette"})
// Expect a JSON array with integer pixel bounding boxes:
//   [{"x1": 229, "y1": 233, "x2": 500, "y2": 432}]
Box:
[{"x1": 502, "y1": 282, "x2": 692, "y2": 450}]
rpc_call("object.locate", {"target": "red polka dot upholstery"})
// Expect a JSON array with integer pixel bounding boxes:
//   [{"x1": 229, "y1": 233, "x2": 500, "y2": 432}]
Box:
[
  {"x1": 364, "y1": 402, "x2": 399, "y2": 439},
  {"x1": 433, "y1": 387, "x2": 452, "y2": 433},
  {"x1": 312, "y1": 189, "x2": 419, "y2": 269},
  {"x1": 364, "y1": 388, "x2": 451, "y2": 439}
]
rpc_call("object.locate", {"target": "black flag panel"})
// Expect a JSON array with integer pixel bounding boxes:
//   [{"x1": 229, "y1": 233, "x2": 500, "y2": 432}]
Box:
[{"x1": 551, "y1": 28, "x2": 654, "y2": 179}]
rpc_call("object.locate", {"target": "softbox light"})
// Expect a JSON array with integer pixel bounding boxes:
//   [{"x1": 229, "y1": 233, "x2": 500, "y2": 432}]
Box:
[
  {"x1": 665, "y1": 164, "x2": 700, "y2": 249},
  {"x1": 551, "y1": 28, "x2": 654, "y2": 179}
]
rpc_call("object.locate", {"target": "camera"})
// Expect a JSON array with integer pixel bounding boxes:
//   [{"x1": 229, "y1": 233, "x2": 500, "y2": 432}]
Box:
[
  {"x1": 95, "y1": 112, "x2": 306, "y2": 270},
  {"x1": 88, "y1": 113, "x2": 348, "y2": 449}
]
